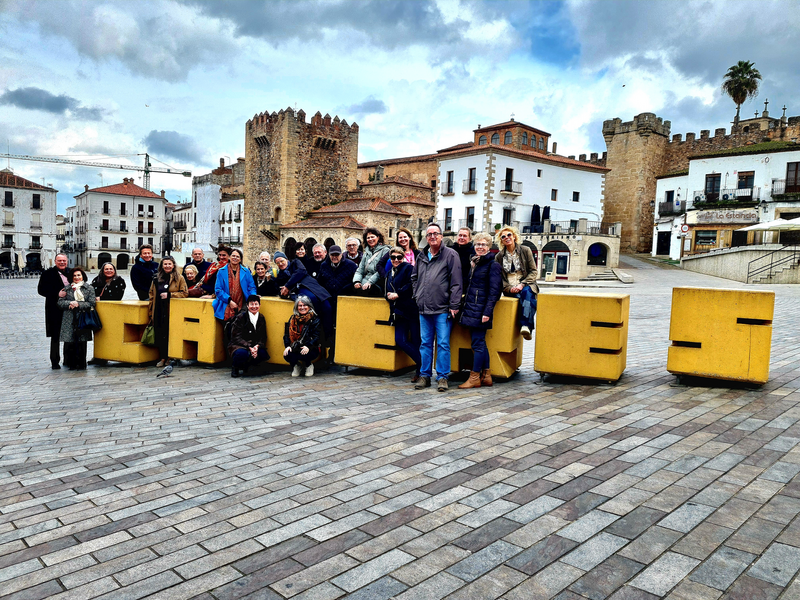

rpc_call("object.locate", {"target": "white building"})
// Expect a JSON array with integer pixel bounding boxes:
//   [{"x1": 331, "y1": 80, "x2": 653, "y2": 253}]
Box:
[
  {"x1": 0, "y1": 168, "x2": 58, "y2": 271},
  {"x1": 191, "y1": 158, "x2": 245, "y2": 254},
  {"x1": 70, "y1": 178, "x2": 167, "y2": 270},
  {"x1": 436, "y1": 120, "x2": 608, "y2": 235},
  {"x1": 172, "y1": 202, "x2": 193, "y2": 253},
  {"x1": 219, "y1": 195, "x2": 244, "y2": 250},
  {"x1": 652, "y1": 142, "x2": 800, "y2": 260}
]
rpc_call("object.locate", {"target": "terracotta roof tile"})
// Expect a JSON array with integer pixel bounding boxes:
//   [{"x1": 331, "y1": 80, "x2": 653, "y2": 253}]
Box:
[
  {"x1": 312, "y1": 197, "x2": 411, "y2": 216},
  {"x1": 0, "y1": 169, "x2": 57, "y2": 192},
  {"x1": 436, "y1": 144, "x2": 610, "y2": 172},
  {"x1": 84, "y1": 179, "x2": 162, "y2": 198},
  {"x1": 358, "y1": 152, "x2": 439, "y2": 168},
  {"x1": 280, "y1": 215, "x2": 366, "y2": 229},
  {"x1": 359, "y1": 176, "x2": 432, "y2": 190},
  {"x1": 436, "y1": 142, "x2": 474, "y2": 153},
  {"x1": 392, "y1": 196, "x2": 435, "y2": 207}
]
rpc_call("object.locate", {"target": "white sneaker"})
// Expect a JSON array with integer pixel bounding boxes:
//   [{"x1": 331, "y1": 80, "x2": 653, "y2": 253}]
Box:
[
  {"x1": 520, "y1": 326, "x2": 532, "y2": 340},
  {"x1": 292, "y1": 364, "x2": 302, "y2": 377},
  {"x1": 305, "y1": 363, "x2": 314, "y2": 377}
]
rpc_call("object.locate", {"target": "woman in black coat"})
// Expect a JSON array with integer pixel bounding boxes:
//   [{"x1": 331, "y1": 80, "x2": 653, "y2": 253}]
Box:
[
  {"x1": 385, "y1": 246, "x2": 421, "y2": 381},
  {"x1": 91, "y1": 262, "x2": 126, "y2": 301},
  {"x1": 283, "y1": 296, "x2": 322, "y2": 377},
  {"x1": 458, "y1": 232, "x2": 503, "y2": 389}
]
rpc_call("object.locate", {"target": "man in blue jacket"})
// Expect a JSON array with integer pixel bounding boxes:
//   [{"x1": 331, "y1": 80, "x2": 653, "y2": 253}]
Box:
[
  {"x1": 411, "y1": 223, "x2": 462, "y2": 392},
  {"x1": 317, "y1": 245, "x2": 357, "y2": 365},
  {"x1": 130, "y1": 244, "x2": 158, "y2": 300}
]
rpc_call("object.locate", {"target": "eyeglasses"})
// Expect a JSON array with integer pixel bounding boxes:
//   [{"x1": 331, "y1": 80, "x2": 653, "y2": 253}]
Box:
[
  {"x1": 474, "y1": 242, "x2": 490, "y2": 248},
  {"x1": 390, "y1": 255, "x2": 404, "y2": 260},
  {"x1": 500, "y1": 233, "x2": 513, "y2": 240},
  {"x1": 426, "y1": 232, "x2": 441, "y2": 238}
]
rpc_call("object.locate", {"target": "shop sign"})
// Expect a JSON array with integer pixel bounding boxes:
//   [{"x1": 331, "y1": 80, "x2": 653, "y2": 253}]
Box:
[{"x1": 691, "y1": 210, "x2": 758, "y2": 225}]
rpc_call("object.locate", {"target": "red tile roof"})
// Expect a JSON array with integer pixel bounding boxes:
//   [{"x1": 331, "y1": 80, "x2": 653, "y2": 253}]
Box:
[
  {"x1": 280, "y1": 216, "x2": 366, "y2": 229},
  {"x1": 0, "y1": 169, "x2": 57, "y2": 192},
  {"x1": 437, "y1": 142, "x2": 474, "y2": 153},
  {"x1": 392, "y1": 196, "x2": 435, "y2": 207},
  {"x1": 83, "y1": 178, "x2": 162, "y2": 198},
  {"x1": 313, "y1": 197, "x2": 411, "y2": 217},
  {"x1": 474, "y1": 120, "x2": 551, "y2": 137},
  {"x1": 436, "y1": 144, "x2": 610, "y2": 172},
  {"x1": 358, "y1": 152, "x2": 438, "y2": 168},
  {"x1": 359, "y1": 175, "x2": 432, "y2": 190}
]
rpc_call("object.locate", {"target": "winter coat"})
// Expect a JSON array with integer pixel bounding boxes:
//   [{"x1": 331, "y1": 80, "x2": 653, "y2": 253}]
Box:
[
  {"x1": 131, "y1": 258, "x2": 159, "y2": 300},
  {"x1": 283, "y1": 315, "x2": 322, "y2": 349},
  {"x1": 213, "y1": 265, "x2": 257, "y2": 320},
  {"x1": 453, "y1": 241, "x2": 475, "y2": 289},
  {"x1": 91, "y1": 275, "x2": 126, "y2": 301},
  {"x1": 411, "y1": 245, "x2": 463, "y2": 315},
  {"x1": 318, "y1": 258, "x2": 357, "y2": 298},
  {"x1": 495, "y1": 244, "x2": 539, "y2": 294},
  {"x1": 38, "y1": 266, "x2": 70, "y2": 338},
  {"x1": 189, "y1": 259, "x2": 212, "y2": 281},
  {"x1": 148, "y1": 273, "x2": 188, "y2": 319},
  {"x1": 382, "y1": 248, "x2": 421, "y2": 276},
  {"x1": 353, "y1": 244, "x2": 390, "y2": 287},
  {"x1": 459, "y1": 255, "x2": 503, "y2": 330},
  {"x1": 228, "y1": 310, "x2": 269, "y2": 358},
  {"x1": 277, "y1": 259, "x2": 331, "y2": 303},
  {"x1": 385, "y1": 262, "x2": 418, "y2": 321},
  {"x1": 58, "y1": 283, "x2": 96, "y2": 343}
]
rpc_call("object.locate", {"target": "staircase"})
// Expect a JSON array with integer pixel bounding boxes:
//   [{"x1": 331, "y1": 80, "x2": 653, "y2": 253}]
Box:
[
  {"x1": 581, "y1": 270, "x2": 617, "y2": 281},
  {"x1": 750, "y1": 258, "x2": 800, "y2": 284},
  {"x1": 747, "y1": 245, "x2": 800, "y2": 284}
]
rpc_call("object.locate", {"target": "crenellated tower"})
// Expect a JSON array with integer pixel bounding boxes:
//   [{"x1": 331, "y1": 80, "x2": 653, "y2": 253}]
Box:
[{"x1": 243, "y1": 107, "x2": 359, "y2": 259}]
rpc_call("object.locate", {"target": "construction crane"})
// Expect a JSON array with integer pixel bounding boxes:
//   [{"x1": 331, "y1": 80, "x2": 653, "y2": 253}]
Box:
[{"x1": 0, "y1": 152, "x2": 191, "y2": 190}]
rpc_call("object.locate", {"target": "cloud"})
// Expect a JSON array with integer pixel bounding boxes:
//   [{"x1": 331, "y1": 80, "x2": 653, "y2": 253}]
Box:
[
  {"x1": 144, "y1": 130, "x2": 206, "y2": 165},
  {"x1": 0, "y1": 87, "x2": 104, "y2": 121},
  {"x1": 342, "y1": 96, "x2": 388, "y2": 117}
]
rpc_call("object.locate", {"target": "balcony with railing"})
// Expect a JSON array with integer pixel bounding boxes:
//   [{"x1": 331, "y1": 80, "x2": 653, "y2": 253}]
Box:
[
  {"x1": 440, "y1": 181, "x2": 455, "y2": 196},
  {"x1": 691, "y1": 187, "x2": 760, "y2": 208},
  {"x1": 457, "y1": 218, "x2": 476, "y2": 231},
  {"x1": 30, "y1": 242, "x2": 42, "y2": 250},
  {"x1": 174, "y1": 221, "x2": 187, "y2": 231},
  {"x1": 1, "y1": 241, "x2": 14, "y2": 248},
  {"x1": 31, "y1": 201, "x2": 43, "y2": 210},
  {"x1": 234, "y1": 210, "x2": 242, "y2": 222},
  {"x1": 30, "y1": 222, "x2": 42, "y2": 230},
  {"x1": 3, "y1": 218, "x2": 14, "y2": 227},
  {"x1": 658, "y1": 200, "x2": 687, "y2": 216},
  {"x1": 462, "y1": 179, "x2": 477, "y2": 194},
  {"x1": 500, "y1": 180, "x2": 522, "y2": 195},
  {"x1": 772, "y1": 180, "x2": 800, "y2": 197}
]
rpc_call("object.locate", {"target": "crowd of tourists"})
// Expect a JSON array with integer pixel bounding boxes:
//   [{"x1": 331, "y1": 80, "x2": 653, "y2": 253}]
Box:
[{"x1": 38, "y1": 223, "x2": 538, "y2": 391}]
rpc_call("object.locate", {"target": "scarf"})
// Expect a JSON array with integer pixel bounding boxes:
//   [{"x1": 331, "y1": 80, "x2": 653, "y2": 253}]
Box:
[
  {"x1": 203, "y1": 257, "x2": 228, "y2": 285},
  {"x1": 502, "y1": 248, "x2": 522, "y2": 273},
  {"x1": 58, "y1": 269, "x2": 69, "y2": 287},
  {"x1": 288, "y1": 312, "x2": 312, "y2": 343},
  {"x1": 224, "y1": 266, "x2": 244, "y2": 321},
  {"x1": 71, "y1": 282, "x2": 85, "y2": 302},
  {"x1": 248, "y1": 311, "x2": 259, "y2": 329}
]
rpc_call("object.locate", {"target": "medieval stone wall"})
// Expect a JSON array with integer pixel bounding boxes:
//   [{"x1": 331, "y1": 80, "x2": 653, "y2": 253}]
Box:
[
  {"x1": 243, "y1": 107, "x2": 358, "y2": 259},
  {"x1": 357, "y1": 159, "x2": 438, "y2": 188}
]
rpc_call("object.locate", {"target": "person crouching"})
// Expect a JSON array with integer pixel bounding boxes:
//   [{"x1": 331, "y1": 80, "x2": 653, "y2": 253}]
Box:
[
  {"x1": 283, "y1": 296, "x2": 322, "y2": 377},
  {"x1": 228, "y1": 294, "x2": 269, "y2": 378}
]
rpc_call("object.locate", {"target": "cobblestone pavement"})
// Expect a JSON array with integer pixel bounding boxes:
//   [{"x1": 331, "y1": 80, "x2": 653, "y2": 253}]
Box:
[{"x1": 4, "y1": 258, "x2": 800, "y2": 600}]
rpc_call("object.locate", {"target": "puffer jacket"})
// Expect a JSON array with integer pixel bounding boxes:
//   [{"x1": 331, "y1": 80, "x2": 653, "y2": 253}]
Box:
[
  {"x1": 460, "y1": 255, "x2": 503, "y2": 329},
  {"x1": 385, "y1": 262, "x2": 417, "y2": 321},
  {"x1": 353, "y1": 244, "x2": 390, "y2": 287},
  {"x1": 411, "y1": 245, "x2": 463, "y2": 315}
]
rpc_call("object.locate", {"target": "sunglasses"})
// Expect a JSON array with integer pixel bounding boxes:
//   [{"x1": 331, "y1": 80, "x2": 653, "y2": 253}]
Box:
[
  {"x1": 500, "y1": 233, "x2": 513, "y2": 239},
  {"x1": 390, "y1": 255, "x2": 404, "y2": 260}
]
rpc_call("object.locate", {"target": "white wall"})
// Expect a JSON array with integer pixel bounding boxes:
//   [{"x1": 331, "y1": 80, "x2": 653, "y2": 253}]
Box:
[
  {"x1": 194, "y1": 182, "x2": 221, "y2": 252},
  {"x1": 436, "y1": 154, "x2": 489, "y2": 231}
]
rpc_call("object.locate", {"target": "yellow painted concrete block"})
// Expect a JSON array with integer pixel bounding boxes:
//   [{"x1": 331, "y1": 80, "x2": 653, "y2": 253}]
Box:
[
  {"x1": 258, "y1": 297, "x2": 298, "y2": 365},
  {"x1": 667, "y1": 287, "x2": 774, "y2": 384},
  {"x1": 93, "y1": 301, "x2": 159, "y2": 364},
  {"x1": 534, "y1": 292, "x2": 630, "y2": 382},
  {"x1": 335, "y1": 296, "x2": 416, "y2": 371},
  {"x1": 168, "y1": 298, "x2": 225, "y2": 364},
  {"x1": 451, "y1": 297, "x2": 523, "y2": 378}
]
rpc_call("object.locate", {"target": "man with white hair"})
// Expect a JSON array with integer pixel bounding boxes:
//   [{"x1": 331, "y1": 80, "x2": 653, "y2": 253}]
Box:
[
  {"x1": 344, "y1": 238, "x2": 362, "y2": 266},
  {"x1": 310, "y1": 244, "x2": 328, "y2": 278}
]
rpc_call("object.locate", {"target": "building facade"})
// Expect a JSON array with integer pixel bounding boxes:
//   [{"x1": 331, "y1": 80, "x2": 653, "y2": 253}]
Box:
[
  {"x1": 70, "y1": 178, "x2": 166, "y2": 270},
  {"x1": 0, "y1": 169, "x2": 58, "y2": 271}
]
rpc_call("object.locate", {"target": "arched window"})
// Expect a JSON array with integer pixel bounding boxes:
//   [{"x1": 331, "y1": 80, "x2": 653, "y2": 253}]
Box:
[
  {"x1": 478, "y1": 135, "x2": 487, "y2": 145},
  {"x1": 539, "y1": 137, "x2": 545, "y2": 150},
  {"x1": 530, "y1": 135, "x2": 535, "y2": 147},
  {"x1": 522, "y1": 132, "x2": 528, "y2": 145},
  {"x1": 504, "y1": 131, "x2": 512, "y2": 145},
  {"x1": 491, "y1": 133, "x2": 500, "y2": 144}
]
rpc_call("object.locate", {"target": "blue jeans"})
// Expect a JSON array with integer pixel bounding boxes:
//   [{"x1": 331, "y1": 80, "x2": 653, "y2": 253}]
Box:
[
  {"x1": 507, "y1": 286, "x2": 537, "y2": 329},
  {"x1": 470, "y1": 329, "x2": 489, "y2": 372},
  {"x1": 231, "y1": 347, "x2": 268, "y2": 371},
  {"x1": 394, "y1": 316, "x2": 421, "y2": 374},
  {"x1": 419, "y1": 313, "x2": 452, "y2": 380}
]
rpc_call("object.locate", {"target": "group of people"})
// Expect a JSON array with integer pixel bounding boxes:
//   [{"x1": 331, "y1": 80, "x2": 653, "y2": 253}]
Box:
[{"x1": 38, "y1": 223, "x2": 539, "y2": 390}]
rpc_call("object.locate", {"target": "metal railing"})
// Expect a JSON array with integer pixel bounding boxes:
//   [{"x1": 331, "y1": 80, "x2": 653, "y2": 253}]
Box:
[
  {"x1": 30, "y1": 242, "x2": 42, "y2": 249},
  {"x1": 691, "y1": 187, "x2": 759, "y2": 206},
  {"x1": 772, "y1": 180, "x2": 800, "y2": 196},
  {"x1": 500, "y1": 180, "x2": 522, "y2": 194},
  {"x1": 457, "y1": 219, "x2": 476, "y2": 231},
  {"x1": 440, "y1": 181, "x2": 455, "y2": 195},
  {"x1": 174, "y1": 222, "x2": 188, "y2": 231},
  {"x1": 30, "y1": 223, "x2": 42, "y2": 230},
  {"x1": 658, "y1": 201, "x2": 686, "y2": 216},
  {"x1": 747, "y1": 245, "x2": 800, "y2": 283},
  {"x1": 548, "y1": 220, "x2": 577, "y2": 233},
  {"x1": 462, "y1": 179, "x2": 477, "y2": 193}
]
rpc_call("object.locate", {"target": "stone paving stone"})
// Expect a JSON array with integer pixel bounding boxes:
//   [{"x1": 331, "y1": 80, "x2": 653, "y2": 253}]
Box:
[
  {"x1": 342, "y1": 575, "x2": 408, "y2": 600},
  {"x1": 455, "y1": 499, "x2": 518, "y2": 528},
  {"x1": 503, "y1": 561, "x2": 584, "y2": 600},
  {"x1": 568, "y1": 554, "x2": 645, "y2": 600},
  {"x1": 720, "y1": 574, "x2": 782, "y2": 600},
  {"x1": 726, "y1": 517, "x2": 784, "y2": 554},
  {"x1": 687, "y1": 545, "x2": 755, "y2": 591},
  {"x1": 601, "y1": 488, "x2": 657, "y2": 517},
  {"x1": 505, "y1": 494, "x2": 564, "y2": 524},
  {"x1": 502, "y1": 514, "x2": 570, "y2": 548},
  {"x1": 666, "y1": 580, "x2": 722, "y2": 600},
  {"x1": 452, "y1": 517, "x2": 521, "y2": 552},
  {"x1": 605, "y1": 506, "x2": 667, "y2": 540},
  {"x1": 618, "y1": 526, "x2": 683, "y2": 565},
  {"x1": 658, "y1": 501, "x2": 716, "y2": 533},
  {"x1": 330, "y1": 549, "x2": 414, "y2": 592},
  {"x1": 443, "y1": 565, "x2": 527, "y2": 600},
  {"x1": 288, "y1": 582, "x2": 343, "y2": 600},
  {"x1": 559, "y1": 509, "x2": 619, "y2": 542},
  {"x1": 630, "y1": 552, "x2": 701, "y2": 596},
  {"x1": 393, "y1": 571, "x2": 465, "y2": 600},
  {"x1": 561, "y1": 532, "x2": 629, "y2": 571},
  {"x1": 760, "y1": 462, "x2": 800, "y2": 483},
  {"x1": 748, "y1": 542, "x2": 800, "y2": 586},
  {"x1": 506, "y1": 534, "x2": 578, "y2": 575},
  {"x1": 446, "y1": 540, "x2": 522, "y2": 582},
  {"x1": 393, "y1": 545, "x2": 471, "y2": 586}
]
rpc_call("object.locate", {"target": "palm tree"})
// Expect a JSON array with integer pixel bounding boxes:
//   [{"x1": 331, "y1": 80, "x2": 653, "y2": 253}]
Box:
[{"x1": 722, "y1": 61, "x2": 762, "y2": 124}]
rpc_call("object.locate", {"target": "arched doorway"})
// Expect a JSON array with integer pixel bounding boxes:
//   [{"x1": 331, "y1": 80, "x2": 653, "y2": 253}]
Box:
[
  {"x1": 303, "y1": 237, "x2": 317, "y2": 255},
  {"x1": 0, "y1": 252, "x2": 11, "y2": 269},
  {"x1": 587, "y1": 243, "x2": 608, "y2": 266},
  {"x1": 98, "y1": 252, "x2": 112, "y2": 268},
  {"x1": 324, "y1": 237, "x2": 336, "y2": 250},
  {"x1": 283, "y1": 237, "x2": 297, "y2": 260},
  {"x1": 25, "y1": 252, "x2": 42, "y2": 272},
  {"x1": 542, "y1": 240, "x2": 571, "y2": 280},
  {"x1": 117, "y1": 254, "x2": 130, "y2": 270}
]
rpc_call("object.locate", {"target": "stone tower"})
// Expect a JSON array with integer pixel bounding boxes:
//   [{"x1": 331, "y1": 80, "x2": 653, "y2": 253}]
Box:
[
  {"x1": 602, "y1": 113, "x2": 671, "y2": 253},
  {"x1": 243, "y1": 107, "x2": 359, "y2": 260}
]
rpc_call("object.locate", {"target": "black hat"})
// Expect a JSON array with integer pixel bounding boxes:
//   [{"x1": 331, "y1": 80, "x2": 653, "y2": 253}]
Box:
[
  {"x1": 328, "y1": 245, "x2": 342, "y2": 255},
  {"x1": 246, "y1": 294, "x2": 261, "y2": 304}
]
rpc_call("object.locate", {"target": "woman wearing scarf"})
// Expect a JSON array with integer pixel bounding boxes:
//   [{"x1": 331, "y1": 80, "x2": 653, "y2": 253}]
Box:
[
  {"x1": 201, "y1": 246, "x2": 231, "y2": 295},
  {"x1": 182, "y1": 264, "x2": 208, "y2": 298},
  {"x1": 353, "y1": 227, "x2": 390, "y2": 296},
  {"x1": 213, "y1": 249, "x2": 257, "y2": 325},
  {"x1": 458, "y1": 232, "x2": 503, "y2": 388},
  {"x1": 149, "y1": 257, "x2": 188, "y2": 367},
  {"x1": 57, "y1": 268, "x2": 96, "y2": 370},
  {"x1": 385, "y1": 246, "x2": 421, "y2": 382},
  {"x1": 495, "y1": 226, "x2": 539, "y2": 341},
  {"x1": 282, "y1": 296, "x2": 322, "y2": 377}
]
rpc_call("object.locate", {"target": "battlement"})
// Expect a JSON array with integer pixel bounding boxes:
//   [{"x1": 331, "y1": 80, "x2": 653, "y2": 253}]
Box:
[
  {"x1": 246, "y1": 107, "x2": 358, "y2": 138},
  {"x1": 566, "y1": 151, "x2": 608, "y2": 167},
  {"x1": 603, "y1": 112, "x2": 671, "y2": 140}
]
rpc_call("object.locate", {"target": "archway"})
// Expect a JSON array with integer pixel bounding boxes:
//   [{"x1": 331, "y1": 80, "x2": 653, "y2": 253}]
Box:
[
  {"x1": 117, "y1": 254, "x2": 130, "y2": 270},
  {"x1": 303, "y1": 237, "x2": 318, "y2": 255},
  {"x1": 273, "y1": 207, "x2": 282, "y2": 224},
  {"x1": 98, "y1": 252, "x2": 112, "y2": 268},
  {"x1": 283, "y1": 237, "x2": 297, "y2": 260},
  {"x1": 0, "y1": 252, "x2": 11, "y2": 269},
  {"x1": 324, "y1": 237, "x2": 336, "y2": 250},
  {"x1": 542, "y1": 240, "x2": 571, "y2": 280},
  {"x1": 587, "y1": 243, "x2": 608, "y2": 266},
  {"x1": 26, "y1": 252, "x2": 42, "y2": 272}
]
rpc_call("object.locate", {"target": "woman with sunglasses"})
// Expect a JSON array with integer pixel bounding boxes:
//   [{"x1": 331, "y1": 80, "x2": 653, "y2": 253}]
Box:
[
  {"x1": 495, "y1": 226, "x2": 538, "y2": 340},
  {"x1": 385, "y1": 246, "x2": 421, "y2": 381},
  {"x1": 458, "y1": 232, "x2": 503, "y2": 388}
]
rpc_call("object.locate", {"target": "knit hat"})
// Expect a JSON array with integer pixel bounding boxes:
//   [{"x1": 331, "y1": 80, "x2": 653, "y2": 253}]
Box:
[{"x1": 273, "y1": 251, "x2": 287, "y2": 261}]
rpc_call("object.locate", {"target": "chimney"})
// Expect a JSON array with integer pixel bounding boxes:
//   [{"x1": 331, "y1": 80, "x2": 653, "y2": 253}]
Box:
[
  {"x1": 551, "y1": 142, "x2": 557, "y2": 154},
  {"x1": 220, "y1": 158, "x2": 225, "y2": 168},
  {"x1": 84, "y1": 184, "x2": 89, "y2": 192},
  {"x1": 161, "y1": 190, "x2": 165, "y2": 198}
]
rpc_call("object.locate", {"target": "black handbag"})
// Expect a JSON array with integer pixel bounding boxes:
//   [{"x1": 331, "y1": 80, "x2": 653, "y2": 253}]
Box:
[{"x1": 77, "y1": 307, "x2": 102, "y2": 332}]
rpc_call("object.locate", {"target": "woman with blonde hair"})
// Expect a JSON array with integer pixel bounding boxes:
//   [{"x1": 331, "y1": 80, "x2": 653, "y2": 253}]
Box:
[
  {"x1": 149, "y1": 256, "x2": 188, "y2": 367},
  {"x1": 494, "y1": 225, "x2": 538, "y2": 340}
]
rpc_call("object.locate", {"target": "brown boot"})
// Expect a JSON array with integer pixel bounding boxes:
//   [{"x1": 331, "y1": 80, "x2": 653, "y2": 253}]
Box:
[
  {"x1": 480, "y1": 369, "x2": 493, "y2": 387},
  {"x1": 458, "y1": 371, "x2": 481, "y2": 389}
]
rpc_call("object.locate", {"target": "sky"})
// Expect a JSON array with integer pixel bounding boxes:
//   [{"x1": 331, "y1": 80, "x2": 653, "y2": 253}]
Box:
[{"x1": 1, "y1": 0, "x2": 799, "y2": 214}]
